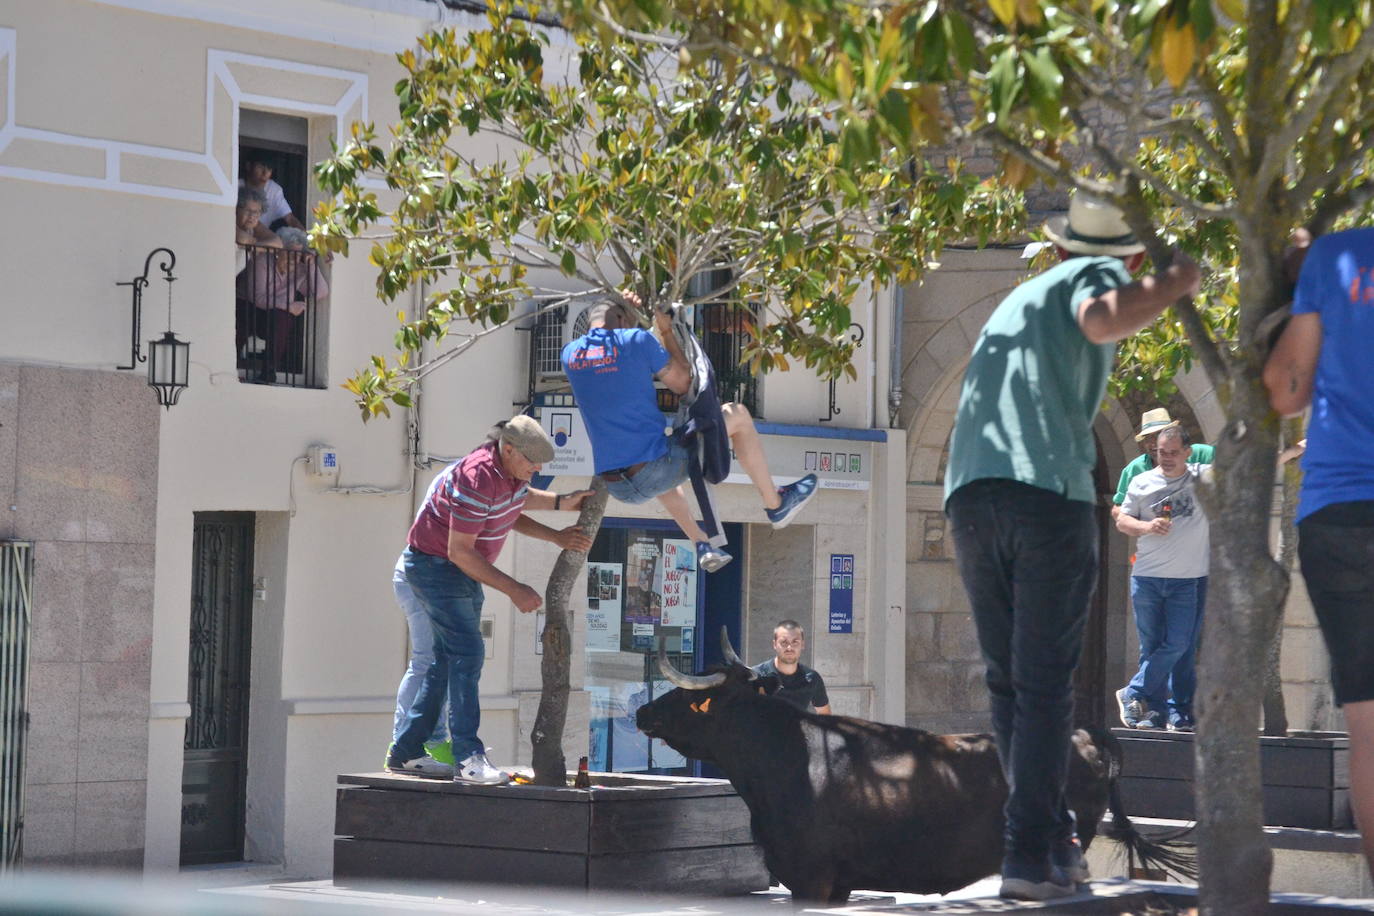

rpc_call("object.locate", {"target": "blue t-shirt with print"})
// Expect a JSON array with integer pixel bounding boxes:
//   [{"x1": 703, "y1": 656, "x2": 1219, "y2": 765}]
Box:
[
  {"x1": 562, "y1": 327, "x2": 671, "y2": 474},
  {"x1": 1293, "y1": 227, "x2": 1374, "y2": 521}
]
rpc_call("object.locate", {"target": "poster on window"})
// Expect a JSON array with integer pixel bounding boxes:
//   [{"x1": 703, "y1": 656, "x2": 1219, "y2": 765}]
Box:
[
  {"x1": 623, "y1": 537, "x2": 663, "y2": 625},
  {"x1": 587, "y1": 685, "x2": 612, "y2": 772},
  {"x1": 659, "y1": 538, "x2": 699, "y2": 628},
  {"x1": 585, "y1": 561, "x2": 623, "y2": 652}
]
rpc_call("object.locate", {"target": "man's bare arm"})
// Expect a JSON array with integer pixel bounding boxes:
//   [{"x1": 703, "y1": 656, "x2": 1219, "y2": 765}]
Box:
[
  {"x1": 653, "y1": 307, "x2": 693, "y2": 395},
  {"x1": 1078, "y1": 254, "x2": 1201, "y2": 344},
  {"x1": 447, "y1": 527, "x2": 542, "y2": 613},
  {"x1": 1263, "y1": 312, "x2": 1322, "y2": 416}
]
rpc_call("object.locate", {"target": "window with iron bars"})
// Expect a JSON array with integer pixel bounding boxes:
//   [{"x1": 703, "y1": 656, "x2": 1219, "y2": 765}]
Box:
[
  {"x1": 0, "y1": 541, "x2": 33, "y2": 871},
  {"x1": 526, "y1": 282, "x2": 758, "y2": 417},
  {"x1": 235, "y1": 244, "x2": 329, "y2": 388}
]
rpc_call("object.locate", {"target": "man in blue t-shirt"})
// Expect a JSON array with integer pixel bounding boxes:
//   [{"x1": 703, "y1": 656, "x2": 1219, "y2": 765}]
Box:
[
  {"x1": 1266, "y1": 225, "x2": 1374, "y2": 879},
  {"x1": 945, "y1": 192, "x2": 1199, "y2": 902},
  {"x1": 562, "y1": 295, "x2": 817, "y2": 573}
]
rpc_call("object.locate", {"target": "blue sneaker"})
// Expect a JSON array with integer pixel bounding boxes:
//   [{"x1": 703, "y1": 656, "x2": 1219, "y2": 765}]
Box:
[
  {"x1": 1116, "y1": 687, "x2": 1149, "y2": 729},
  {"x1": 765, "y1": 474, "x2": 818, "y2": 529},
  {"x1": 1168, "y1": 712, "x2": 1195, "y2": 733},
  {"x1": 696, "y1": 541, "x2": 732, "y2": 573}
]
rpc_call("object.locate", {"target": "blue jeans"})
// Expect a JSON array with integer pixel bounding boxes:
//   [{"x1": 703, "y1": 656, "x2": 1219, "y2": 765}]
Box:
[
  {"x1": 391, "y1": 559, "x2": 448, "y2": 744},
  {"x1": 391, "y1": 548, "x2": 487, "y2": 762},
  {"x1": 604, "y1": 442, "x2": 690, "y2": 504},
  {"x1": 1126, "y1": 575, "x2": 1206, "y2": 717},
  {"x1": 947, "y1": 479, "x2": 1098, "y2": 874}
]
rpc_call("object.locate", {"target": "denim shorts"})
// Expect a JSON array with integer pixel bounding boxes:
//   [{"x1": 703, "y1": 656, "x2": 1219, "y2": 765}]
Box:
[
  {"x1": 604, "y1": 441, "x2": 690, "y2": 505},
  {"x1": 1298, "y1": 501, "x2": 1374, "y2": 706}
]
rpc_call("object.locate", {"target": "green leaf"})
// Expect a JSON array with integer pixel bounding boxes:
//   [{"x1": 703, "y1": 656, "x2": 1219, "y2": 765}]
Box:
[{"x1": 1022, "y1": 47, "x2": 1063, "y2": 128}]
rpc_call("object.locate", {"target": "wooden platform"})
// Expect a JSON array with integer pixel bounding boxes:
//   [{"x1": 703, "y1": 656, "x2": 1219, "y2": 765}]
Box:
[
  {"x1": 1113, "y1": 729, "x2": 1351, "y2": 829},
  {"x1": 333, "y1": 771, "x2": 770, "y2": 894}
]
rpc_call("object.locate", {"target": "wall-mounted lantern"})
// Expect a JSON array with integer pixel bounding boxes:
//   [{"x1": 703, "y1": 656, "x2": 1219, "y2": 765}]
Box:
[{"x1": 117, "y1": 247, "x2": 190, "y2": 409}]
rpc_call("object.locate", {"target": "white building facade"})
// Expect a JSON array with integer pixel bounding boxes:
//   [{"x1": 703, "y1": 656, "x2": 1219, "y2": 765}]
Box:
[{"x1": 0, "y1": 0, "x2": 907, "y2": 878}]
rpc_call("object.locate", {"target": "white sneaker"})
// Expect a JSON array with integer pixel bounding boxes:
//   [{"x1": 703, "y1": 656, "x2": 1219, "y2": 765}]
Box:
[
  {"x1": 386, "y1": 751, "x2": 454, "y2": 780},
  {"x1": 456, "y1": 751, "x2": 511, "y2": 785}
]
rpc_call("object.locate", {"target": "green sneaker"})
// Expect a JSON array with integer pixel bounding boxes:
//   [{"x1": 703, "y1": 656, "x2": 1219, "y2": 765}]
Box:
[{"x1": 425, "y1": 740, "x2": 455, "y2": 766}]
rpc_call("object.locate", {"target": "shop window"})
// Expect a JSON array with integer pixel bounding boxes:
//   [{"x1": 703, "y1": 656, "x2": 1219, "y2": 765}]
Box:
[{"x1": 583, "y1": 521, "x2": 703, "y2": 777}]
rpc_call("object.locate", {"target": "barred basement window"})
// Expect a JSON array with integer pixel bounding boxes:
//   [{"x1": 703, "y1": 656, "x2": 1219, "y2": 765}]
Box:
[{"x1": 0, "y1": 541, "x2": 33, "y2": 871}]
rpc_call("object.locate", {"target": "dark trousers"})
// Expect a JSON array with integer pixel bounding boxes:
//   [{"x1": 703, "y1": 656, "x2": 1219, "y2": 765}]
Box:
[
  {"x1": 235, "y1": 300, "x2": 296, "y2": 370},
  {"x1": 947, "y1": 479, "x2": 1098, "y2": 870},
  {"x1": 1298, "y1": 501, "x2": 1374, "y2": 706}
]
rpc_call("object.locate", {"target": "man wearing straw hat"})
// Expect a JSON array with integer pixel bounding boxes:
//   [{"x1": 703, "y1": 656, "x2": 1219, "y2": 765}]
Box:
[
  {"x1": 1110, "y1": 408, "x2": 1214, "y2": 522},
  {"x1": 945, "y1": 191, "x2": 1200, "y2": 901}
]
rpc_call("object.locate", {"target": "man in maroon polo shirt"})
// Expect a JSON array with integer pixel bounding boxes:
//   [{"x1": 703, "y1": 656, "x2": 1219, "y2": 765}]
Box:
[{"x1": 387, "y1": 416, "x2": 592, "y2": 784}]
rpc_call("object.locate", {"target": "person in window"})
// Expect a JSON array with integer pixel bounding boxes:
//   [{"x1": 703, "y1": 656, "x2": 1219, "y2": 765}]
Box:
[
  {"x1": 238, "y1": 156, "x2": 303, "y2": 232},
  {"x1": 235, "y1": 186, "x2": 280, "y2": 273},
  {"x1": 235, "y1": 227, "x2": 327, "y2": 383}
]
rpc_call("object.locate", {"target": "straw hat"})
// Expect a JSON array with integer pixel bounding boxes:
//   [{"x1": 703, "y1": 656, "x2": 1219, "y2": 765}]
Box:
[
  {"x1": 1044, "y1": 193, "x2": 1146, "y2": 257},
  {"x1": 1135, "y1": 408, "x2": 1181, "y2": 442}
]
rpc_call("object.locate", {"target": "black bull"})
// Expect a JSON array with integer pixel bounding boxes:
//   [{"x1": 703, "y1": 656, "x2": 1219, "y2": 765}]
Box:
[{"x1": 636, "y1": 639, "x2": 1192, "y2": 903}]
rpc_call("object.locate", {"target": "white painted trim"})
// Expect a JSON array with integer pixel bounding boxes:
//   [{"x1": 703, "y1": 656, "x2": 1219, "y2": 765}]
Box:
[
  {"x1": 0, "y1": 35, "x2": 369, "y2": 206},
  {"x1": 286, "y1": 696, "x2": 394, "y2": 715},
  {"x1": 86, "y1": 0, "x2": 455, "y2": 55},
  {"x1": 286, "y1": 693, "x2": 522, "y2": 715},
  {"x1": 150, "y1": 701, "x2": 193, "y2": 719},
  {"x1": 0, "y1": 29, "x2": 13, "y2": 148}
]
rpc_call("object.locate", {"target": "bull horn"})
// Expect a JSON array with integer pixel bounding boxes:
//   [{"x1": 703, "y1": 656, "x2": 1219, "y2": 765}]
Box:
[
  {"x1": 657, "y1": 638, "x2": 727, "y2": 690},
  {"x1": 719, "y1": 626, "x2": 748, "y2": 669}
]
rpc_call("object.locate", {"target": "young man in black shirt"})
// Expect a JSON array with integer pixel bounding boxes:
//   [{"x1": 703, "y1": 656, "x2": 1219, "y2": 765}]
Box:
[{"x1": 751, "y1": 619, "x2": 831, "y2": 714}]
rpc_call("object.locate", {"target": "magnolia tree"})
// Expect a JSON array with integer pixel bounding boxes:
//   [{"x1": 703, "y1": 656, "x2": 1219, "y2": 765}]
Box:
[
  {"x1": 563, "y1": 0, "x2": 1374, "y2": 909},
  {"x1": 312, "y1": 5, "x2": 1022, "y2": 785}
]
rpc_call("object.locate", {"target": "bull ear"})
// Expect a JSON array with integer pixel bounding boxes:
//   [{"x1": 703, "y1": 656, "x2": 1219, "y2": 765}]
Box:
[{"x1": 657, "y1": 637, "x2": 726, "y2": 690}]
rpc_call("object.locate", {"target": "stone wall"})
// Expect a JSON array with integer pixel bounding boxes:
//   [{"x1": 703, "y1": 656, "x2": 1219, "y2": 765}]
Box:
[{"x1": 1, "y1": 364, "x2": 159, "y2": 868}]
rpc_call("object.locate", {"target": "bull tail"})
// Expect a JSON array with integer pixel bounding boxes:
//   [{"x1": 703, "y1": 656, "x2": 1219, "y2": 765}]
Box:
[{"x1": 1099, "y1": 730, "x2": 1198, "y2": 881}]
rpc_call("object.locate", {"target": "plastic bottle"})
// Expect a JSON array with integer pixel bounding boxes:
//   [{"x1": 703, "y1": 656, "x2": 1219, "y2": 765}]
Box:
[{"x1": 573, "y1": 756, "x2": 591, "y2": 788}]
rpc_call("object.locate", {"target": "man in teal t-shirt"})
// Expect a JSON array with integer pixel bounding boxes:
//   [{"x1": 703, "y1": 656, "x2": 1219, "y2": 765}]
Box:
[
  {"x1": 944, "y1": 192, "x2": 1200, "y2": 902},
  {"x1": 1110, "y1": 408, "x2": 1214, "y2": 519}
]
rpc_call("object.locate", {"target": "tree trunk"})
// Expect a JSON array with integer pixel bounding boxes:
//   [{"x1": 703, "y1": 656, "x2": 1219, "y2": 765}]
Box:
[
  {"x1": 530, "y1": 479, "x2": 609, "y2": 786},
  {"x1": 1262, "y1": 416, "x2": 1305, "y2": 736},
  {"x1": 1194, "y1": 241, "x2": 1291, "y2": 911}
]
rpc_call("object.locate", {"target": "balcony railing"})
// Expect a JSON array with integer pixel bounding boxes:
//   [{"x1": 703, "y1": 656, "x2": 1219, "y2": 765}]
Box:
[{"x1": 235, "y1": 244, "x2": 328, "y2": 388}]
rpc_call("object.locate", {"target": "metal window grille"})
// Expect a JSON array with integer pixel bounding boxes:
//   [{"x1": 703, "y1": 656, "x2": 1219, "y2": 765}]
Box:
[
  {"x1": 687, "y1": 267, "x2": 759, "y2": 416},
  {"x1": 235, "y1": 244, "x2": 327, "y2": 388},
  {"x1": 531, "y1": 304, "x2": 570, "y2": 377},
  {"x1": 0, "y1": 540, "x2": 33, "y2": 871}
]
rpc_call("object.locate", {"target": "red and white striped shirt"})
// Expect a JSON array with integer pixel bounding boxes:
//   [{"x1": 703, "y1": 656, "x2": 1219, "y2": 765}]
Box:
[{"x1": 407, "y1": 442, "x2": 527, "y2": 563}]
